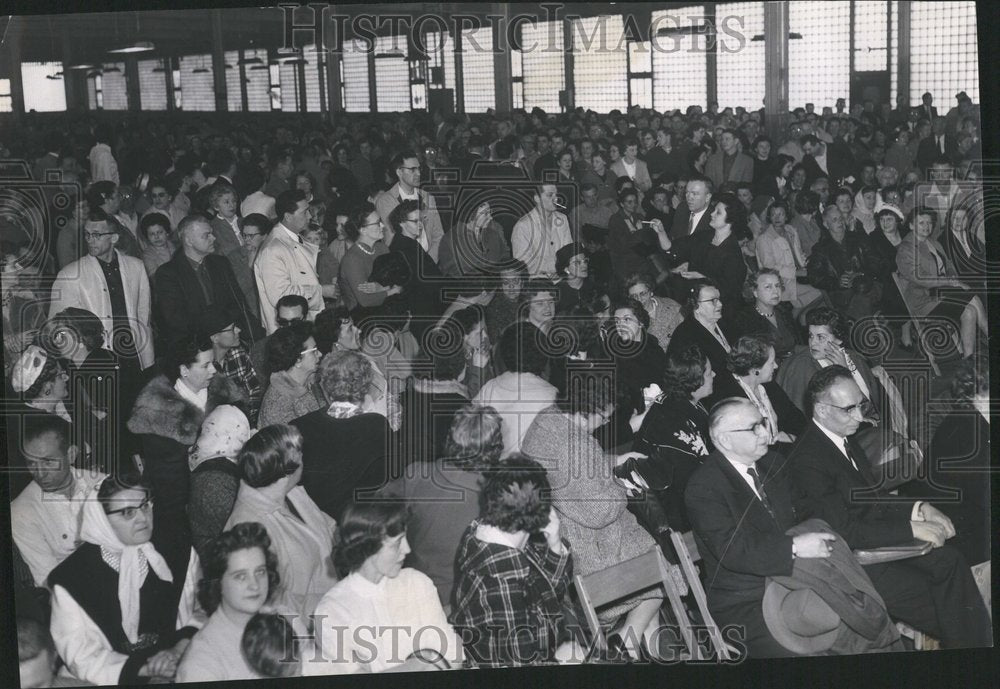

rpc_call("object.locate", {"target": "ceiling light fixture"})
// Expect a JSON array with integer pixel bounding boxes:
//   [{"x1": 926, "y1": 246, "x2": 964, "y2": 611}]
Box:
[
  {"x1": 108, "y1": 41, "x2": 156, "y2": 54},
  {"x1": 68, "y1": 64, "x2": 98, "y2": 70}
]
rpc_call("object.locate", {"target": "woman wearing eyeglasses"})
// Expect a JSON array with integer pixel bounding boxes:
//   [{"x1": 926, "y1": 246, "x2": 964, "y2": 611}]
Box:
[
  {"x1": 49, "y1": 474, "x2": 202, "y2": 686},
  {"x1": 337, "y1": 203, "x2": 398, "y2": 311},
  {"x1": 387, "y1": 199, "x2": 446, "y2": 343},
  {"x1": 258, "y1": 321, "x2": 324, "y2": 428},
  {"x1": 666, "y1": 278, "x2": 734, "y2": 377}
]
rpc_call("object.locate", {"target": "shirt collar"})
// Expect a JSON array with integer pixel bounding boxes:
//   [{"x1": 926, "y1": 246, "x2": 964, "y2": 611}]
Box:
[{"x1": 813, "y1": 419, "x2": 849, "y2": 458}]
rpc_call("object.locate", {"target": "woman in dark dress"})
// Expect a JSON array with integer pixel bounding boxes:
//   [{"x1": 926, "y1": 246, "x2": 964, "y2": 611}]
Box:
[
  {"x1": 386, "y1": 199, "x2": 446, "y2": 344},
  {"x1": 729, "y1": 269, "x2": 801, "y2": 363},
  {"x1": 397, "y1": 341, "x2": 471, "y2": 465},
  {"x1": 630, "y1": 344, "x2": 714, "y2": 539},
  {"x1": 554, "y1": 243, "x2": 596, "y2": 314}
]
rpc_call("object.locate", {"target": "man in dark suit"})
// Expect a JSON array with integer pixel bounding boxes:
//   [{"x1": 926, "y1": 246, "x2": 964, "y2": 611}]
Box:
[
  {"x1": 917, "y1": 92, "x2": 938, "y2": 123},
  {"x1": 916, "y1": 118, "x2": 950, "y2": 173},
  {"x1": 800, "y1": 135, "x2": 854, "y2": 188},
  {"x1": 669, "y1": 176, "x2": 713, "y2": 240},
  {"x1": 154, "y1": 215, "x2": 263, "y2": 349},
  {"x1": 685, "y1": 398, "x2": 839, "y2": 657},
  {"x1": 787, "y1": 366, "x2": 992, "y2": 649}
]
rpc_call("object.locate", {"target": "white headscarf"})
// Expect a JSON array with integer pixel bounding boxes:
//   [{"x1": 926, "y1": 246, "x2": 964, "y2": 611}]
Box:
[
  {"x1": 852, "y1": 189, "x2": 877, "y2": 234},
  {"x1": 80, "y1": 487, "x2": 174, "y2": 644},
  {"x1": 188, "y1": 404, "x2": 253, "y2": 472}
]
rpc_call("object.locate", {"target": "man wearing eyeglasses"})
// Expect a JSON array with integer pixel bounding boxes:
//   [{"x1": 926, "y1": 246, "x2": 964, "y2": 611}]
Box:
[
  {"x1": 49, "y1": 213, "x2": 154, "y2": 370},
  {"x1": 787, "y1": 366, "x2": 992, "y2": 649},
  {"x1": 685, "y1": 398, "x2": 843, "y2": 657},
  {"x1": 373, "y1": 150, "x2": 444, "y2": 261}
]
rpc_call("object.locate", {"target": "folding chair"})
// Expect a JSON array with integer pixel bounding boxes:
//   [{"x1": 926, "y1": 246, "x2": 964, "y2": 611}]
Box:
[
  {"x1": 573, "y1": 547, "x2": 703, "y2": 660},
  {"x1": 668, "y1": 531, "x2": 735, "y2": 660},
  {"x1": 892, "y1": 272, "x2": 961, "y2": 377}
]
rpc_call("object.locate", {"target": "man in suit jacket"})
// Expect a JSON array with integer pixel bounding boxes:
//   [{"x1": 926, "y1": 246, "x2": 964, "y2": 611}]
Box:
[
  {"x1": 254, "y1": 190, "x2": 335, "y2": 333},
  {"x1": 916, "y1": 118, "x2": 950, "y2": 172},
  {"x1": 49, "y1": 216, "x2": 154, "y2": 370},
  {"x1": 704, "y1": 129, "x2": 754, "y2": 190},
  {"x1": 916, "y1": 92, "x2": 938, "y2": 124},
  {"x1": 669, "y1": 176, "x2": 714, "y2": 240},
  {"x1": 800, "y1": 135, "x2": 854, "y2": 188},
  {"x1": 787, "y1": 367, "x2": 992, "y2": 649},
  {"x1": 685, "y1": 398, "x2": 840, "y2": 657},
  {"x1": 154, "y1": 215, "x2": 263, "y2": 347},
  {"x1": 374, "y1": 151, "x2": 445, "y2": 261}
]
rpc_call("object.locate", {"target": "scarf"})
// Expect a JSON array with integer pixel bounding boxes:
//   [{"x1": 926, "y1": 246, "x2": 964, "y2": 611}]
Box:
[
  {"x1": 80, "y1": 493, "x2": 174, "y2": 644},
  {"x1": 852, "y1": 190, "x2": 876, "y2": 234}
]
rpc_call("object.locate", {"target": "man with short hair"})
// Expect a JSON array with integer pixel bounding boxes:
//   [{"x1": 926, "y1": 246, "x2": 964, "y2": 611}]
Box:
[
  {"x1": 705, "y1": 128, "x2": 754, "y2": 189},
  {"x1": 573, "y1": 183, "x2": 615, "y2": 234},
  {"x1": 200, "y1": 306, "x2": 263, "y2": 425},
  {"x1": 155, "y1": 214, "x2": 262, "y2": 345},
  {"x1": 248, "y1": 294, "x2": 308, "y2": 381},
  {"x1": 788, "y1": 367, "x2": 992, "y2": 649},
  {"x1": 86, "y1": 182, "x2": 140, "y2": 258},
  {"x1": 533, "y1": 133, "x2": 566, "y2": 180},
  {"x1": 511, "y1": 183, "x2": 572, "y2": 276},
  {"x1": 670, "y1": 175, "x2": 713, "y2": 239},
  {"x1": 917, "y1": 91, "x2": 938, "y2": 124},
  {"x1": 264, "y1": 147, "x2": 293, "y2": 198},
  {"x1": 254, "y1": 189, "x2": 334, "y2": 333},
  {"x1": 11, "y1": 415, "x2": 106, "y2": 587},
  {"x1": 50, "y1": 213, "x2": 153, "y2": 369},
  {"x1": 800, "y1": 135, "x2": 853, "y2": 188},
  {"x1": 685, "y1": 398, "x2": 860, "y2": 658},
  {"x1": 373, "y1": 151, "x2": 445, "y2": 260},
  {"x1": 916, "y1": 118, "x2": 950, "y2": 173}
]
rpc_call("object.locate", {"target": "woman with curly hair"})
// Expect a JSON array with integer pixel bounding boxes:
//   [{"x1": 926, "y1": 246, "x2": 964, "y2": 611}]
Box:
[
  {"x1": 451, "y1": 455, "x2": 577, "y2": 667},
  {"x1": 306, "y1": 501, "x2": 463, "y2": 675},
  {"x1": 224, "y1": 424, "x2": 338, "y2": 624},
  {"x1": 381, "y1": 403, "x2": 505, "y2": 607},
  {"x1": 631, "y1": 344, "x2": 715, "y2": 537},
  {"x1": 176, "y1": 522, "x2": 282, "y2": 682}
]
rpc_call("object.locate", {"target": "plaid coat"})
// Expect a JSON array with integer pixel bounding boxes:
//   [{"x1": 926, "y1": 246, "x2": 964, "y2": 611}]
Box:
[{"x1": 450, "y1": 522, "x2": 572, "y2": 667}]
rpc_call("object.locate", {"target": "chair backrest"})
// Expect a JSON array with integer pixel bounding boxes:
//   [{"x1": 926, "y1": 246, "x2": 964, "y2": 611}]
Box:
[
  {"x1": 669, "y1": 530, "x2": 734, "y2": 661},
  {"x1": 573, "y1": 546, "x2": 701, "y2": 659}
]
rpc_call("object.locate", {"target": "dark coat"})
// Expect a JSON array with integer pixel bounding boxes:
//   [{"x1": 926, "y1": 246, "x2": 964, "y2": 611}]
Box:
[
  {"x1": 666, "y1": 316, "x2": 732, "y2": 380},
  {"x1": 669, "y1": 201, "x2": 713, "y2": 240},
  {"x1": 667, "y1": 230, "x2": 747, "y2": 314}
]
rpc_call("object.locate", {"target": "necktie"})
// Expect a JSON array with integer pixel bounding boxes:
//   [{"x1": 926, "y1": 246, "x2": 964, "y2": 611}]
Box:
[
  {"x1": 688, "y1": 211, "x2": 696, "y2": 235},
  {"x1": 842, "y1": 439, "x2": 862, "y2": 474},
  {"x1": 747, "y1": 466, "x2": 775, "y2": 519},
  {"x1": 938, "y1": 136, "x2": 945, "y2": 153}
]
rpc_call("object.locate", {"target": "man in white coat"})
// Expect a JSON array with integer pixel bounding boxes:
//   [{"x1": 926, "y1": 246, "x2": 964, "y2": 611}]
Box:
[
  {"x1": 254, "y1": 189, "x2": 336, "y2": 333},
  {"x1": 511, "y1": 183, "x2": 572, "y2": 276},
  {"x1": 49, "y1": 214, "x2": 153, "y2": 369}
]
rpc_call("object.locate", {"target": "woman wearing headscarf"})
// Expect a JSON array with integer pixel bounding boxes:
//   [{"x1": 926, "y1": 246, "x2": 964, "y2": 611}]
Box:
[
  {"x1": 852, "y1": 186, "x2": 878, "y2": 235},
  {"x1": 48, "y1": 474, "x2": 202, "y2": 686},
  {"x1": 187, "y1": 405, "x2": 254, "y2": 561}
]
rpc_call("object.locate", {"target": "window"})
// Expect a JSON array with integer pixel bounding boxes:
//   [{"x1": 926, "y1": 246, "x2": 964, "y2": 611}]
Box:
[
  {"x1": 789, "y1": 1, "x2": 850, "y2": 109},
  {"x1": 279, "y1": 61, "x2": 302, "y2": 112},
  {"x1": 854, "y1": 1, "x2": 889, "y2": 72},
  {"x1": 87, "y1": 73, "x2": 103, "y2": 110},
  {"x1": 0, "y1": 79, "x2": 11, "y2": 113},
  {"x1": 100, "y1": 63, "x2": 128, "y2": 110},
  {"x1": 374, "y1": 34, "x2": 410, "y2": 112},
  {"x1": 426, "y1": 30, "x2": 456, "y2": 111},
  {"x1": 511, "y1": 48, "x2": 524, "y2": 110},
  {"x1": 303, "y1": 45, "x2": 325, "y2": 113},
  {"x1": 651, "y1": 7, "x2": 708, "y2": 112},
  {"x1": 717, "y1": 2, "x2": 765, "y2": 110},
  {"x1": 269, "y1": 64, "x2": 281, "y2": 111},
  {"x1": 572, "y1": 15, "x2": 627, "y2": 112},
  {"x1": 224, "y1": 50, "x2": 244, "y2": 112},
  {"x1": 138, "y1": 59, "x2": 168, "y2": 111},
  {"x1": 21, "y1": 61, "x2": 67, "y2": 112},
  {"x1": 910, "y1": 1, "x2": 979, "y2": 104},
  {"x1": 461, "y1": 25, "x2": 495, "y2": 113},
  {"x1": 628, "y1": 41, "x2": 652, "y2": 109},
  {"x1": 243, "y1": 50, "x2": 272, "y2": 112},
  {"x1": 521, "y1": 20, "x2": 564, "y2": 111},
  {"x1": 178, "y1": 55, "x2": 215, "y2": 111},
  {"x1": 890, "y1": 1, "x2": 899, "y2": 104},
  {"x1": 342, "y1": 38, "x2": 371, "y2": 113}
]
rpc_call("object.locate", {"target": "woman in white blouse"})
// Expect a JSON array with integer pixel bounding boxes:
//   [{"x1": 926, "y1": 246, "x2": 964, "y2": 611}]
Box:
[{"x1": 306, "y1": 501, "x2": 464, "y2": 675}]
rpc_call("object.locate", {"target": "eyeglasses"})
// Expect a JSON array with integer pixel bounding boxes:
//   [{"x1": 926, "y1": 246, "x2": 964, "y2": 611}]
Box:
[
  {"x1": 819, "y1": 398, "x2": 872, "y2": 418},
  {"x1": 362, "y1": 220, "x2": 383, "y2": 229},
  {"x1": 276, "y1": 316, "x2": 305, "y2": 327},
  {"x1": 299, "y1": 346, "x2": 319, "y2": 357},
  {"x1": 242, "y1": 231, "x2": 261, "y2": 240},
  {"x1": 398, "y1": 166, "x2": 421, "y2": 172},
  {"x1": 726, "y1": 420, "x2": 769, "y2": 435},
  {"x1": 630, "y1": 289, "x2": 651, "y2": 300},
  {"x1": 106, "y1": 496, "x2": 153, "y2": 520},
  {"x1": 699, "y1": 297, "x2": 723, "y2": 305},
  {"x1": 84, "y1": 231, "x2": 117, "y2": 241}
]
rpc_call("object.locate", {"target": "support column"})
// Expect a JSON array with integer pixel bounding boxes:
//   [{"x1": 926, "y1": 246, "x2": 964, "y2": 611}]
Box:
[
  {"x1": 125, "y1": 57, "x2": 141, "y2": 111},
  {"x1": 897, "y1": 1, "x2": 911, "y2": 105},
  {"x1": 562, "y1": 15, "x2": 574, "y2": 111},
  {"x1": 60, "y1": 30, "x2": 85, "y2": 112},
  {"x1": 705, "y1": 2, "x2": 717, "y2": 109},
  {"x1": 4, "y1": 17, "x2": 25, "y2": 124},
  {"x1": 453, "y1": 28, "x2": 465, "y2": 114},
  {"x1": 492, "y1": 3, "x2": 512, "y2": 114},
  {"x1": 763, "y1": 1, "x2": 790, "y2": 142},
  {"x1": 210, "y1": 9, "x2": 228, "y2": 112},
  {"x1": 367, "y1": 43, "x2": 378, "y2": 113}
]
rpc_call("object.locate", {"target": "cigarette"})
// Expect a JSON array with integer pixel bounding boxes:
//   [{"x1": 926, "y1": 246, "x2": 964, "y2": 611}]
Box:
[{"x1": 555, "y1": 203, "x2": 567, "y2": 210}]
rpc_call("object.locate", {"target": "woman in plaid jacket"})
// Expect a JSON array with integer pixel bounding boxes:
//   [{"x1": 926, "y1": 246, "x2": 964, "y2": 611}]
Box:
[{"x1": 450, "y1": 457, "x2": 577, "y2": 667}]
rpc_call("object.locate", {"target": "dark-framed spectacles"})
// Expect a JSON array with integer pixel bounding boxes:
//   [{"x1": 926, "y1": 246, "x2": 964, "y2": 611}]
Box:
[
  {"x1": 699, "y1": 297, "x2": 723, "y2": 305},
  {"x1": 242, "y1": 231, "x2": 261, "y2": 240},
  {"x1": 727, "y1": 420, "x2": 769, "y2": 435},
  {"x1": 276, "y1": 316, "x2": 305, "y2": 327},
  {"x1": 106, "y1": 496, "x2": 153, "y2": 520},
  {"x1": 819, "y1": 398, "x2": 872, "y2": 418},
  {"x1": 398, "y1": 166, "x2": 421, "y2": 172},
  {"x1": 84, "y1": 231, "x2": 117, "y2": 240}
]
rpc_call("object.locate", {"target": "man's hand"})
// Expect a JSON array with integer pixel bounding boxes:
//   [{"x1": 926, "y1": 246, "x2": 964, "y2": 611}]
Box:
[
  {"x1": 919, "y1": 504, "x2": 956, "y2": 540},
  {"x1": 911, "y1": 520, "x2": 948, "y2": 547},
  {"x1": 839, "y1": 273, "x2": 855, "y2": 288},
  {"x1": 357, "y1": 281, "x2": 384, "y2": 294},
  {"x1": 541, "y1": 507, "x2": 566, "y2": 554},
  {"x1": 792, "y1": 532, "x2": 837, "y2": 558},
  {"x1": 615, "y1": 451, "x2": 647, "y2": 467}
]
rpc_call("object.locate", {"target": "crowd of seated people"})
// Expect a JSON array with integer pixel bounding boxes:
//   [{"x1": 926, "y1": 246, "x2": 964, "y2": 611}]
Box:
[{"x1": 3, "y1": 89, "x2": 990, "y2": 682}]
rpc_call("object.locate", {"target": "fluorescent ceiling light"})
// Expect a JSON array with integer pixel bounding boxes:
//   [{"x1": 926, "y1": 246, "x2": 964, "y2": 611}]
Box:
[
  {"x1": 108, "y1": 41, "x2": 155, "y2": 54},
  {"x1": 68, "y1": 64, "x2": 98, "y2": 70}
]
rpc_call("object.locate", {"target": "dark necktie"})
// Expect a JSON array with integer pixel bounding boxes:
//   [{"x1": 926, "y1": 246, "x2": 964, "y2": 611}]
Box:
[
  {"x1": 843, "y1": 439, "x2": 863, "y2": 476},
  {"x1": 688, "y1": 211, "x2": 696, "y2": 235},
  {"x1": 747, "y1": 466, "x2": 775, "y2": 519}
]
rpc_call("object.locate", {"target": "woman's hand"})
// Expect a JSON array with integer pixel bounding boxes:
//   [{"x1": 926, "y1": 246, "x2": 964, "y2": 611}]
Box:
[
  {"x1": 357, "y1": 281, "x2": 384, "y2": 294},
  {"x1": 541, "y1": 507, "x2": 566, "y2": 553},
  {"x1": 139, "y1": 649, "x2": 181, "y2": 679},
  {"x1": 823, "y1": 342, "x2": 849, "y2": 367}
]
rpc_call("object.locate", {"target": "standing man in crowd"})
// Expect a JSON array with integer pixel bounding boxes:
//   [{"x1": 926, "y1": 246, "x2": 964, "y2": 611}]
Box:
[
  {"x1": 512, "y1": 183, "x2": 572, "y2": 277},
  {"x1": 375, "y1": 150, "x2": 445, "y2": 261}
]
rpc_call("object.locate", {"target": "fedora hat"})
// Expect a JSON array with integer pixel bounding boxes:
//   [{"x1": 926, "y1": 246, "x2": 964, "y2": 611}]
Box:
[{"x1": 762, "y1": 582, "x2": 841, "y2": 655}]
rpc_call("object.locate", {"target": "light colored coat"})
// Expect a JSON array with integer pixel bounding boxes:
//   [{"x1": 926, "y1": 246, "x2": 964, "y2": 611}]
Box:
[
  {"x1": 611, "y1": 158, "x2": 653, "y2": 192},
  {"x1": 49, "y1": 250, "x2": 154, "y2": 369},
  {"x1": 894, "y1": 232, "x2": 959, "y2": 315},
  {"x1": 756, "y1": 225, "x2": 809, "y2": 302},
  {"x1": 511, "y1": 208, "x2": 572, "y2": 276},
  {"x1": 253, "y1": 222, "x2": 323, "y2": 333},
  {"x1": 374, "y1": 183, "x2": 445, "y2": 261}
]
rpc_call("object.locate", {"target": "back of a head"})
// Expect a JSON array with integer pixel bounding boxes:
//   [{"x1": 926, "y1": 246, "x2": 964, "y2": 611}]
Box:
[
  {"x1": 479, "y1": 453, "x2": 551, "y2": 534},
  {"x1": 498, "y1": 321, "x2": 547, "y2": 375},
  {"x1": 241, "y1": 612, "x2": 298, "y2": 678}
]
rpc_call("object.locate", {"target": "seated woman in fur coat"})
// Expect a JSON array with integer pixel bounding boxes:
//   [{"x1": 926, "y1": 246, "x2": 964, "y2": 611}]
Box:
[{"x1": 127, "y1": 334, "x2": 247, "y2": 565}]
